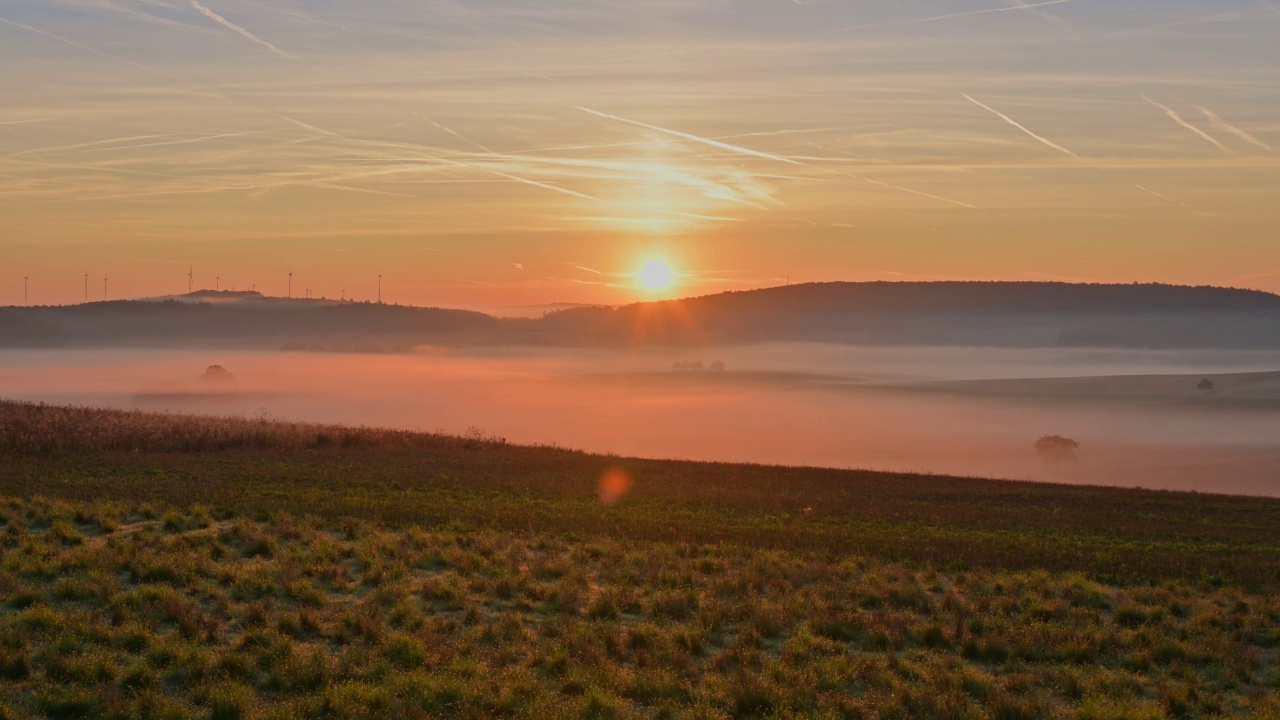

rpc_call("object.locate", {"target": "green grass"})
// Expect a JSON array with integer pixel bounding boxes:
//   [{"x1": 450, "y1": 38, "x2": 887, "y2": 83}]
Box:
[{"x1": 0, "y1": 400, "x2": 1279, "y2": 718}]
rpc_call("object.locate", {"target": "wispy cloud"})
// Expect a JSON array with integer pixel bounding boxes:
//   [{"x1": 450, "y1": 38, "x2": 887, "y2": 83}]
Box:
[
  {"x1": 577, "y1": 107, "x2": 803, "y2": 166},
  {"x1": 1004, "y1": 0, "x2": 1074, "y2": 34},
  {"x1": 486, "y1": 170, "x2": 598, "y2": 202},
  {"x1": 857, "y1": 176, "x2": 981, "y2": 210},
  {"x1": 71, "y1": 131, "x2": 265, "y2": 156},
  {"x1": 836, "y1": 0, "x2": 1074, "y2": 33},
  {"x1": 962, "y1": 94, "x2": 1079, "y2": 158},
  {"x1": 235, "y1": 0, "x2": 354, "y2": 32},
  {"x1": 1141, "y1": 95, "x2": 1235, "y2": 155},
  {"x1": 189, "y1": 0, "x2": 306, "y2": 64},
  {"x1": 1193, "y1": 106, "x2": 1272, "y2": 151},
  {"x1": 1134, "y1": 184, "x2": 1187, "y2": 207},
  {"x1": 417, "y1": 115, "x2": 498, "y2": 154},
  {"x1": 576, "y1": 107, "x2": 977, "y2": 210},
  {"x1": 0, "y1": 16, "x2": 158, "y2": 72}
]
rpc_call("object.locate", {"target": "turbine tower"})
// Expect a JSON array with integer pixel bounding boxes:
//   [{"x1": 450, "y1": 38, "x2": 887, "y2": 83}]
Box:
[
  {"x1": 216, "y1": 275, "x2": 220, "y2": 292},
  {"x1": 103, "y1": 277, "x2": 108, "y2": 301},
  {"x1": 83, "y1": 272, "x2": 88, "y2": 302},
  {"x1": 23, "y1": 275, "x2": 28, "y2": 305},
  {"x1": 188, "y1": 267, "x2": 193, "y2": 294},
  {"x1": 378, "y1": 273, "x2": 383, "y2": 304},
  {"x1": 288, "y1": 270, "x2": 293, "y2": 299}
]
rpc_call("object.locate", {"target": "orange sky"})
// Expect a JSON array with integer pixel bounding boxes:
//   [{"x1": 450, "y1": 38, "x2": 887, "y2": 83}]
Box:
[{"x1": 2, "y1": 1, "x2": 1278, "y2": 309}]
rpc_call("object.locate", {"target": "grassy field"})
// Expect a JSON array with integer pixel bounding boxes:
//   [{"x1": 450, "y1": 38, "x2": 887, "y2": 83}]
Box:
[{"x1": 0, "y1": 400, "x2": 1278, "y2": 718}]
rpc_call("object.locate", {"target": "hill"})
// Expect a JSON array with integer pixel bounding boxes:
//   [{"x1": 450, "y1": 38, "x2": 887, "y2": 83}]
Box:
[
  {"x1": 0, "y1": 293, "x2": 500, "y2": 351},
  {"x1": 0, "y1": 400, "x2": 1277, "y2": 718},
  {"x1": 3, "y1": 282, "x2": 1280, "y2": 350},
  {"x1": 536, "y1": 282, "x2": 1280, "y2": 348}
]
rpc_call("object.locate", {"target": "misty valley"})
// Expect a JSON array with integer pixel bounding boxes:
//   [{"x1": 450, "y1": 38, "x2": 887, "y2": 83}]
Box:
[
  {"x1": 5, "y1": 0, "x2": 1280, "y2": 713},
  {"x1": 4, "y1": 340, "x2": 1279, "y2": 497}
]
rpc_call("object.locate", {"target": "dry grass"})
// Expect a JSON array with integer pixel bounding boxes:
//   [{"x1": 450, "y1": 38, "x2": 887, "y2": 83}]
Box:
[
  {"x1": 1, "y1": 400, "x2": 1279, "y2": 718},
  {"x1": 0, "y1": 497, "x2": 1276, "y2": 719}
]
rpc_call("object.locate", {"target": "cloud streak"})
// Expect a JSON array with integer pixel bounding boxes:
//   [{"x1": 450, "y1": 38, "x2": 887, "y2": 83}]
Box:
[
  {"x1": 576, "y1": 107, "x2": 977, "y2": 209},
  {"x1": 577, "y1": 107, "x2": 804, "y2": 166},
  {"x1": 0, "y1": 16, "x2": 158, "y2": 72},
  {"x1": 1193, "y1": 106, "x2": 1272, "y2": 151},
  {"x1": 836, "y1": 0, "x2": 1074, "y2": 33},
  {"x1": 1135, "y1": 184, "x2": 1187, "y2": 207},
  {"x1": 1142, "y1": 95, "x2": 1235, "y2": 155},
  {"x1": 962, "y1": 94, "x2": 1079, "y2": 158},
  {"x1": 189, "y1": 0, "x2": 306, "y2": 64}
]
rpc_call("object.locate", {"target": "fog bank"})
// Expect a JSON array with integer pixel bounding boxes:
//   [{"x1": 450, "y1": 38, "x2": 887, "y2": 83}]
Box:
[{"x1": 2, "y1": 345, "x2": 1278, "y2": 497}]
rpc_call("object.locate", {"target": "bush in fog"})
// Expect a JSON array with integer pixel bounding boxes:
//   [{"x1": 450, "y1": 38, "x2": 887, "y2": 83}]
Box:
[
  {"x1": 1197, "y1": 378, "x2": 1215, "y2": 392},
  {"x1": 1035, "y1": 435, "x2": 1079, "y2": 464},
  {"x1": 671, "y1": 360, "x2": 707, "y2": 372},
  {"x1": 710, "y1": 360, "x2": 726, "y2": 372},
  {"x1": 199, "y1": 365, "x2": 237, "y2": 385}
]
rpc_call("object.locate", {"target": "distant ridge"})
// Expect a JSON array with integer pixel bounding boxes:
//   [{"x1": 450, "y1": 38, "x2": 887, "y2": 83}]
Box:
[
  {"x1": 3, "y1": 281, "x2": 1280, "y2": 350},
  {"x1": 659, "y1": 281, "x2": 1280, "y2": 314}
]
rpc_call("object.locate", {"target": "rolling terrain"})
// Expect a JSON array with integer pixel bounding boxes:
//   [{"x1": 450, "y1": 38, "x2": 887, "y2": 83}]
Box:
[
  {"x1": 5, "y1": 281, "x2": 1280, "y2": 350},
  {"x1": 0, "y1": 401, "x2": 1277, "y2": 718}
]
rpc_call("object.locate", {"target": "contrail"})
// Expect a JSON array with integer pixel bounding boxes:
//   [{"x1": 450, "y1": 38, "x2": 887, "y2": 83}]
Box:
[
  {"x1": 190, "y1": 0, "x2": 305, "y2": 63},
  {"x1": 858, "y1": 177, "x2": 982, "y2": 210},
  {"x1": 962, "y1": 94, "x2": 1079, "y2": 158},
  {"x1": 1135, "y1": 184, "x2": 1187, "y2": 207},
  {"x1": 6, "y1": 134, "x2": 170, "y2": 158},
  {"x1": 1193, "y1": 106, "x2": 1272, "y2": 151},
  {"x1": 577, "y1": 107, "x2": 804, "y2": 166},
  {"x1": 836, "y1": 0, "x2": 1073, "y2": 32},
  {"x1": 1141, "y1": 95, "x2": 1235, "y2": 155},
  {"x1": 237, "y1": 0, "x2": 353, "y2": 32},
  {"x1": 578, "y1": 107, "x2": 978, "y2": 210},
  {"x1": 489, "y1": 170, "x2": 598, "y2": 201},
  {"x1": 417, "y1": 115, "x2": 497, "y2": 154},
  {"x1": 1004, "y1": 0, "x2": 1074, "y2": 32},
  {"x1": 0, "y1": 17, "x2": 159, "y2": 72},
  {"x1": 0, "y1": 118, "x2": 51, "y2": 127},
  {"x1": 73, "y1": 131, "x2": 263, "y2": 155}
]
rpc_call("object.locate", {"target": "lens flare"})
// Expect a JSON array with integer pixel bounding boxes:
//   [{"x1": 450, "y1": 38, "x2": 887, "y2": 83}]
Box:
[{"x1": 598, "y1": 468, "x2": 634, "y2": 506}]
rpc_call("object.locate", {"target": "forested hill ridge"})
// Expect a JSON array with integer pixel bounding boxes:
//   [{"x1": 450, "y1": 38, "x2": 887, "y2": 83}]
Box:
[{"x1": 2, "y1": 281, "x2": 1280, "y2": 350}]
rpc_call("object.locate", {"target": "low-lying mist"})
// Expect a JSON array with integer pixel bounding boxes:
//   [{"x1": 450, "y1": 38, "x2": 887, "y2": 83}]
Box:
[{"x1": 3, "y1": 344, "x2": 1279, "y2": 497}]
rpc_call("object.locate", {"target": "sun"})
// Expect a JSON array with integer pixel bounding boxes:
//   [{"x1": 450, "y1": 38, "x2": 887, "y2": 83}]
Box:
[{"x1": 636, "y1": 258, "x2": 676, "y2": 292}]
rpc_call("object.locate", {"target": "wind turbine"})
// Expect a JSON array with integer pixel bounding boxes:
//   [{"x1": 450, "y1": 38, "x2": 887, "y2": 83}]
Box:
[
  {"x1": 216, "y1": 275, "x2": 220, "y2": 292},
  {"x1": 103, "y1": 277, "x2": 108, "y2": 300},
  {"x1": 378, "y1": 273, "x2": 383, "y2": 304},
  {"x1": 23, "y1": 275, "x2": 28, "y2": 305},
  {"x1": 83, "y1": 272, "x2": 88, "y2": 302},
  {"x1": 288, "y1": 270, "x2": 293, "y2": 299},
  {"x1": 188, "y1": 267, "x2": 193, "y2": 294}
]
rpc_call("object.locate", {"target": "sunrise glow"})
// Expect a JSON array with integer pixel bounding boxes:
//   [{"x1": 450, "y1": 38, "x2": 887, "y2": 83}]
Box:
[{"x1": 636, "y1": 259, "x2": 676, "y2": 292}]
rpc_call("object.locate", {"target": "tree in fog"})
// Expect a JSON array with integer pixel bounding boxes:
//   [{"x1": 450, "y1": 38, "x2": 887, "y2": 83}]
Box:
[
  {"x1": 1197, "y1": 378, "x2": 1215, "y2": 393},
  {"x1": 199, "y1": 365, "x2": 237, "y2": 385},
  {"x1": 1035, "y1": 435, "x2": 1079, "y2": 464},
  {"x1": 710, "y1": 360, "x2": 726, "y2": 372}
]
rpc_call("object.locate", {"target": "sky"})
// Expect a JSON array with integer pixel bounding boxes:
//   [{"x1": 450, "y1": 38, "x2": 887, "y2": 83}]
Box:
[{"x1": 1, "y1": 0, "x2": 1278, "y2": 309}]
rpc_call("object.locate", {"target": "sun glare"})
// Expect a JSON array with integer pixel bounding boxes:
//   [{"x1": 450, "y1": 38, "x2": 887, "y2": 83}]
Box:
[{"x1": 637, "y1": 258, "x2": 676, "y2": 292}]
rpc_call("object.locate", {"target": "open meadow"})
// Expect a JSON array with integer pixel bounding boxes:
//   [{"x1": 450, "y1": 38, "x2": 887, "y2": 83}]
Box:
[{"x1": 0, "y1": 400, "x2": 1278, "y2": 718}]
